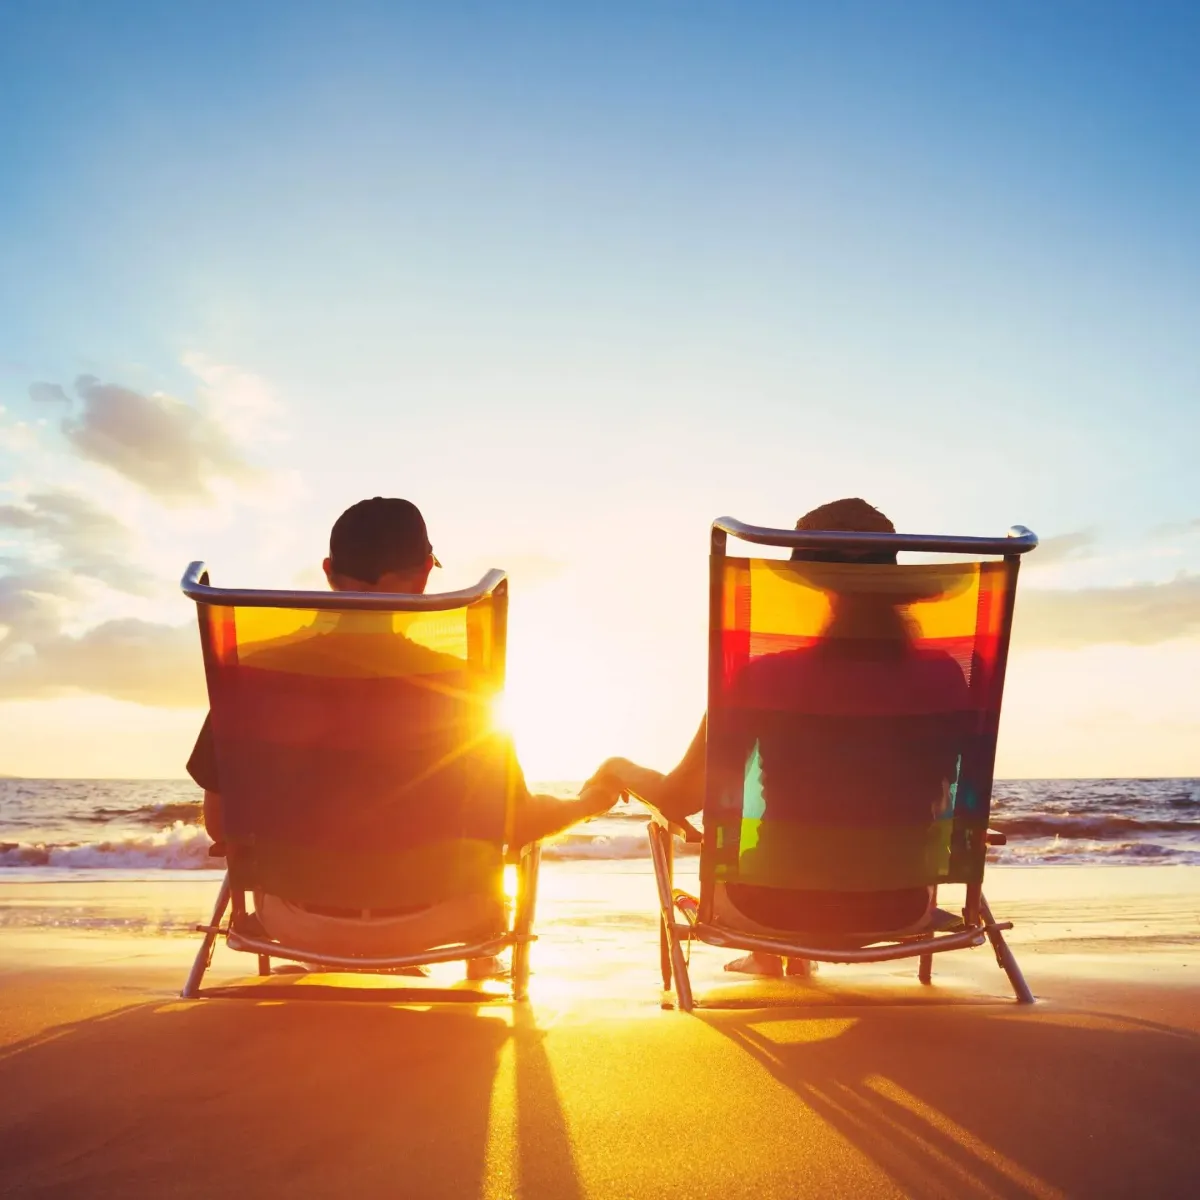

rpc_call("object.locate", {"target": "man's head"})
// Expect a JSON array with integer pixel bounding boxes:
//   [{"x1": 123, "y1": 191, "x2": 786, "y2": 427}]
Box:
[
  {"x1": 323, "y1": 497, "x2": 440, "y2": 593},
  {"x1": 791, "y1": 497, "x2": 897, "y2": 565}
]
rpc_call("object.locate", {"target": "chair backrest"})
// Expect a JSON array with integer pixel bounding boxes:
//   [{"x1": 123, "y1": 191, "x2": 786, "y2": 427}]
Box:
[
  {"x1": 182, "y1": 564, "x2": 515, "y2": 911},
  {"x1": 701, "y1": 519, "x2": 1035, "y2": 916}
]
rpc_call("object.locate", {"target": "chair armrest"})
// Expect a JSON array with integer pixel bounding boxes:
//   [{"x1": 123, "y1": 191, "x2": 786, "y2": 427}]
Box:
[
  {"x1": 506, "y1": 839, "x2": 542, "y2": 864},
  {"x1": 645, "y1": 803, "x2": 702, "y2": 844}
]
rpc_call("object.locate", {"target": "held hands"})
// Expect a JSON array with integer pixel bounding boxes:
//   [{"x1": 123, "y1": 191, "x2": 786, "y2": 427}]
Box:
[
  {"x1": 577, "y1": 767, "x2": 630, "y2": 818},
  {"x1": 584, "y1": 757, "x2": 633, "y2": 796}
]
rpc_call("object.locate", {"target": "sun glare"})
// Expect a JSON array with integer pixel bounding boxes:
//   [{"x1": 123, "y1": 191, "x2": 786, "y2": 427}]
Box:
[
  {"x1": 489, "y1": 691, "x2": 513, "y2": 734},
  {"x1": 499, "y1": 586, "x2": 627, "y2": 782}
]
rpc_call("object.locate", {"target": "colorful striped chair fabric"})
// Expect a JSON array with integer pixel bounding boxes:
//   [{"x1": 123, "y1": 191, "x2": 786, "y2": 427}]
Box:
[
  {"x1": 649, "y1": 518, "x2": 1037, "y2": 1011},
  {"x1": 178, "y1": 565, "x2": 541, "y2": 1000},
  {"x1": 202, "y1": 600, "x2": 513, "y2": 909}
]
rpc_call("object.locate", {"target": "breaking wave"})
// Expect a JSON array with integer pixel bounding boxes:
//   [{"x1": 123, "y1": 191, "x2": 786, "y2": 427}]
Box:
[
  {"x1": 0, "y1": 823, "x2": 216, "y2": 870},
  {"x1": 0, "y1": 823, "x2": 692, "y2": 871},
  {"x1": 992, "y1": 815, "x2": 1200, "y2": 839},
  {"x1": 77, "y1": 801, "x2": 204, "y2": 828}
]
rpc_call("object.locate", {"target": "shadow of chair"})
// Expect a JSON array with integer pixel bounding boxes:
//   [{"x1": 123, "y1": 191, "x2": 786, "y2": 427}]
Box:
[
  {"x1": 0, "y1": 985, "x2": 584, "y2": 1199},
  {"x1": 703, "y1": 995, "x2": 1200, "y2": 1197}
]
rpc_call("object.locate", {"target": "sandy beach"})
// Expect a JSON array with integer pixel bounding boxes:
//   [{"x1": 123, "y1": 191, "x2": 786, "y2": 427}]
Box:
[{"x1": 1, "y1": 862, "x2": 1197, "y2": 1198}]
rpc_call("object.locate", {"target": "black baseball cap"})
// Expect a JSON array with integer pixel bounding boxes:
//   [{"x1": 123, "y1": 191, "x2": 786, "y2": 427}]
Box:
[{"x1": 328, "y1": 497, "x2": 441, "y2": 583}]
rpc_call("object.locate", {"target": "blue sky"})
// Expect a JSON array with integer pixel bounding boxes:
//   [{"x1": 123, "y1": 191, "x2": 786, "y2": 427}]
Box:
[{"x1": 0, "y1": 2, "x2": 1198, "y2": 778}]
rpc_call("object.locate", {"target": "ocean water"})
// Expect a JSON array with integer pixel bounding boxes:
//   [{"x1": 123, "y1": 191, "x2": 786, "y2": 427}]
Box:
[{"x1": 2, "y1": 776, "x2": 1199, "y2": 879}]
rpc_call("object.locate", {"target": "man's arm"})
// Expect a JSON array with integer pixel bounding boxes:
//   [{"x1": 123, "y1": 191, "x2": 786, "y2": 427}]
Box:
[
  {"x1": 511, "y1": 781, "x2": 620, "y2": 847},
  {"x1": 187, "y1": 714, "x2": 226, "y2": 853},
  {"x1": 202, "y1": 790, "x2": 225, "y2": 852}
]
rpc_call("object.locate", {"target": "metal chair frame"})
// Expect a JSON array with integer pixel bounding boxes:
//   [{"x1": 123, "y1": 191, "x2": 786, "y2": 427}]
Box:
[
  {"x1": 178, "y1": 562, "x2": 541, "y2": 1002},
  {"x1": 651, "y1": 518, "x2": 1038, "y2": 1011}
]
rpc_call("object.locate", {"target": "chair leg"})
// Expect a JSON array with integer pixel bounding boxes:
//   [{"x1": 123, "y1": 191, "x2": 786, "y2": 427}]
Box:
[
  {"x1": 648, "y1": 824, "x2": 673, "y2": 992},
  {"x1": 512, "y1": 842, "x2": 542, "y2": 1002},
  {"x1": 659, "y1": 913, "x2": 673, "y2": 991},
  {"x1": 258, "y1": 954, "x2": 271, "y2": 976},
  {"x1": 182, "y1": 873, "x2": 231, "y2": 999},
  {"x1": 980, "y1": 894, "x2": 1034, "y2": 1004},
  {"x1": 919, "y1": 886, "x2": 936, "y2": 983},
  {"x1": 649, "y1": 824, "x2": 673, "y2": 991},
  {"x1": 667, "y1": 922, "x2": 694, "y2": 1012},
  {"x1": 648, "y1": 824, "x2": 693, "y2": 1011}
]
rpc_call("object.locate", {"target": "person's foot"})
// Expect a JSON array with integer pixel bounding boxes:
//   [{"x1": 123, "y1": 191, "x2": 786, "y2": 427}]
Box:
[
  {"x1": 232, "y1": 910, "x2": 270, "y2": 940},
  {"x1": 785, "y1": 957, "x2": 818, "y2": 979},
  {"x1": 466, "y1": 955, "x2": 509, "y2": 981},
  {"x1": 724, "y1": 951, "x2": 784, "y2": 978}
]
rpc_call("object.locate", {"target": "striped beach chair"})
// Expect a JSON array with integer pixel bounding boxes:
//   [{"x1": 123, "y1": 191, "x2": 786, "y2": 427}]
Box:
[
  {"x1": 179, "y1": 563, "x2": 540, "y2": 1000},
  {"x1": 650, "y1": 517, "x2": 1038, "y2": 1010}
]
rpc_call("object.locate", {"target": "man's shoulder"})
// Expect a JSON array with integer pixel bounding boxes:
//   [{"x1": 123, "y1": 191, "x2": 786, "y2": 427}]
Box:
[{"x1": 242, "y1": 628, "x2": 469, "y2": 678}]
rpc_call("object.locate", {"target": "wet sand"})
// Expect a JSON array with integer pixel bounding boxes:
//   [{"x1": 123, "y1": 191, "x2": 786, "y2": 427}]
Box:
[{"x1": 1, "y1": 864, "x2": 1198, "y2": 1197}]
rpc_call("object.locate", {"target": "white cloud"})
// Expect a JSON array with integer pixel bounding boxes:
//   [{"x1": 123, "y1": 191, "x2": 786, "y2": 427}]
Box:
[
  {"x1": 182, "y1": 351, "x2": 285, "y2": 445},
  {"x1": 1014, "y1": 573, "x2": 1200, "y2": 648},
  {"x1": 0, "y1": 616, "x2": 204, "y2": 707},
  {"x1": 62, "y1": 374, "x2": 260, "y2": 504},
  {"x1": 28, "y1": 382, "x2": 71, "y2": 405},
  {"x1": 0, "y1": 418, "x2": 38, "y2": 454},
  {"x1": 0, "y1": 490, "x2": 155, "y2": 596},
  {"x1": 0, "y1": 355, "x2": 301, "y2": 710}
]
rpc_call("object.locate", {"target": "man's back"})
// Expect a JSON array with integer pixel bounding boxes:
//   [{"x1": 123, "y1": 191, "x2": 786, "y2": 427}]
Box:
[{"x1": 209, "y1": 611, "x2": 517, "y2": 857}]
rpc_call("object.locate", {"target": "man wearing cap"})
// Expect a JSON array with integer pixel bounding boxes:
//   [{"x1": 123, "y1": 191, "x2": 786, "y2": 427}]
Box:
[{"x1": 188, "y1": 496, "x2": 621, "y2": 969}]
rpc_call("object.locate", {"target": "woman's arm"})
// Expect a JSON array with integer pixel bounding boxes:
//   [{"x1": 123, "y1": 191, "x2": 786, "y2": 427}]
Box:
[{"x1": 591, "y1": 716, "x2": 707, "y2": 823}]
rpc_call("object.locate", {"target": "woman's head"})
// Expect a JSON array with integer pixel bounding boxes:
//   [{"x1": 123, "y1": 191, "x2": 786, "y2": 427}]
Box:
[
  {"x1": 790, "y1": 498, "x2": 914, "y2": 644},
  {"x1": 791, "y1": 497, "x2": 896, "y2": 565}
]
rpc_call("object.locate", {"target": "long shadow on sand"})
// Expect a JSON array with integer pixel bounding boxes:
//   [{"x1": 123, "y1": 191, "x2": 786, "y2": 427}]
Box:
[
  {"x1": 0, "y1": 980, "x2": 583, "y2": 1199},
  {"x1": 702, "y1": 982, "x2": 1200, "y2": 1198}
]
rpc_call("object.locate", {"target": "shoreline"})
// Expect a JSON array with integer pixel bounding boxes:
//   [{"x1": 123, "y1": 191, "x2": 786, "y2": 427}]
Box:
[{"x1": 2, "y1": 861, "x2": 1197, "y2": 979}]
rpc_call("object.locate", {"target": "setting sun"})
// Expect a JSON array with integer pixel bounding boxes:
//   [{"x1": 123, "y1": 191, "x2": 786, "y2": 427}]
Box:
[{"x1": 500, "y1": 581, "x2": 629, "y2": 782}]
